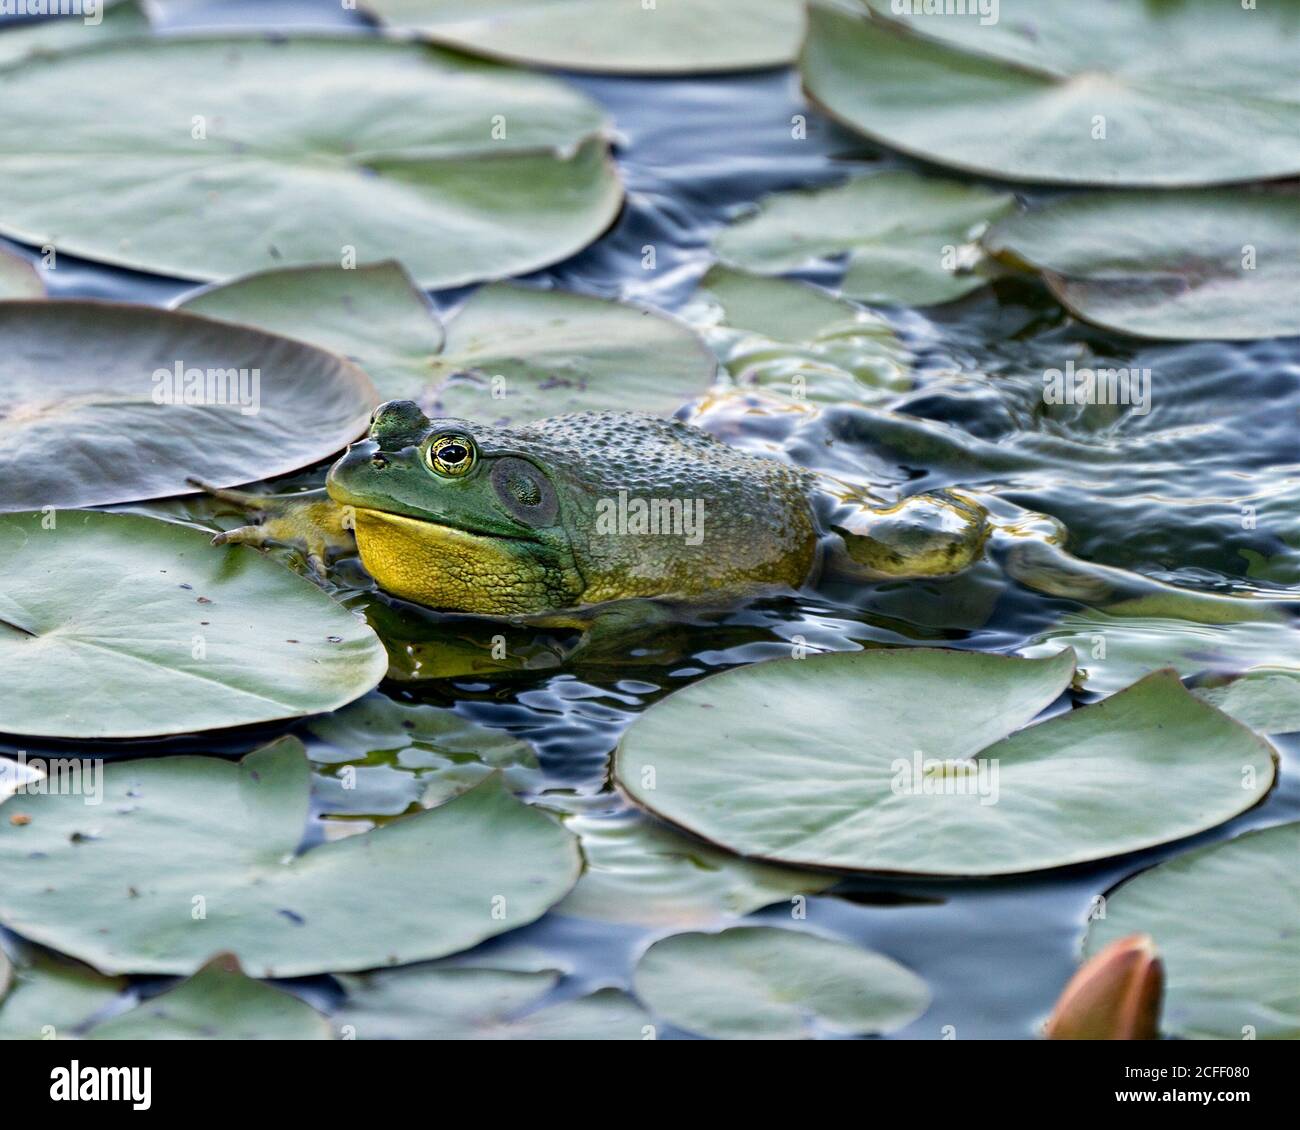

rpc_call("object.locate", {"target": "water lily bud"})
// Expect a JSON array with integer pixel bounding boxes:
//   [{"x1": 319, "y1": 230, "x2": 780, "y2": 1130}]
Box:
[{"x1": 1045, "y1": 934, "x2": 1163, "y2": 1040}]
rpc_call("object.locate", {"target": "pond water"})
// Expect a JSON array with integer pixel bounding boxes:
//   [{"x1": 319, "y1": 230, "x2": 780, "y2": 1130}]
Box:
[{"x1": 3, "y1": 0, "x2": 1298, "y2": 1038}]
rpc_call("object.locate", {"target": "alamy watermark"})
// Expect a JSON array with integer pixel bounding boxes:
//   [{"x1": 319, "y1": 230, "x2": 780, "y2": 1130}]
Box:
[
  {"x1": 1, "y1": 753, "x2": 103, "y2": 806},
  {"x1": 1043, "y1": 360, "x2": 1151, "y2": 415},
  {"x1": 152, "y1": 361, "x2": 261, "y2": 416},
  {"x1": 0, "y1": 0, "x2": 103, "y2": 23},
  {"x1": 891, "y1": 750, "x2": 1000, "y2": 806},
  {"x1": 594, "y1": 490, "x2": 705, "y2": 546},
  {"x1": 891, "y1": 0, "x2": 999, "y2": 26}
]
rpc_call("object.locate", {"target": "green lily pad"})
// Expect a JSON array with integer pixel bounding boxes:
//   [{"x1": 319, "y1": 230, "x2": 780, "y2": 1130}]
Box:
[
  {"x1": 308, "y1": 693, "x2": 540, "y2": 813},
  {"x1": 0, "y1": 248, "x2": 42, "y2": 296},
  {"x1": 0, "y1": 36, "x2": 619, "y2": 286},
  {"x1": 688, "y1": 266, "x2": 909, "y2": 404},
  {"x1": 713, "y1": 171, "x2": 1014, "y2": 306},
  {"x1": 634, "y1": 926, "x2": 929, "y2": 1039},
  {"x1": 803, "y1": 0, "x2": 1300, "y2": 187},
  {"x1": 0, "y1": 740, "x2": 581, "y2": 976},
  {"x1": 0, "y1": 0, "x2": 150, "y2": 70},
  {"x1": 0, "y1": 513, "x2": 387, "y2": 739},
  {"x1": 0, "y1": 301, "x2": 377, "y2": 511},
  {"x1": 86, "y1": 954, "x2": 330, "y2": 1040},
  {"x1": 554, "y1": 808, "x2": 834, "y2": 928},
  {"x1": 984, "y1": 191, "x2": 1300, "y2": 340},
  {"x1": 425, "y1": 284, "x2": 717, "y2": 423},
  {"x1": 178, "y1": 262, "x2": 446, "y2": 403},
  {"x1": 1086, "y1": 822, "x2": 1300, "y2": 1040},
  {"x1": 335, "y1": 966, "x2": 650, "y2": 1039},
  {"x1": 360, "y1": 0, "x2": 804, "y2": 75},
  {"x1": 615, "y1": 648, "x2": 1277, "y2": 876},
  {"x1": 1195, "y1": 670, "x2": 1300, "y2": 738},
  {"x1": 0, "y1": 942, "x2": 126, "y2": 1041}
]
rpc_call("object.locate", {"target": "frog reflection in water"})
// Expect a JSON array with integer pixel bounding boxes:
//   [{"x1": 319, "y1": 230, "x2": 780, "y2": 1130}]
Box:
[{"x1": 193, "y1": 399, "x2": 1234, "y2": 624}]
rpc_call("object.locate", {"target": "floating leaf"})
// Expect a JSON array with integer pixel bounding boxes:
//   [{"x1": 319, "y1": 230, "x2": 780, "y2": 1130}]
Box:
[
  {"x1": 0, "y1": 37, "x2": 619, "y2": 286},
  {"x1": 1196, "y1": 670, "x2": 1300, "y2": 738},
  {"x1": 0, "y1": 248, "x2": 42, "y2": 297},
  {"x1": 86, "y1": 954, "x2": 331, "y2": 1040},
  {"x1": 335, "y1": 966, "x2": 650, "y2": 1039},
  {"x1": 178, "y1": 262, "x2": 445, "y2": 403},
  {"x1": 0, "y1": 741, "x2": 581, "y2": 976},
  {"x1": 634, "y1": 926, "x2": 929, "y2": 1039},
  {"x1": 713, "y1": 171, "x2": 1014, "y2": 306},
  {"x1": 0, "y1": 0, "x2": 151, "y2": 70},
  {"x1": 803, "y1": 0, "x2": 1300, "y2": 187},
  {"x1": 1086, "y1": 823, "x2": 1300, "y2": 1040},
  {"x1": 0, "y1": 943, "x2": 125, "y2": 1041},
  {"x1": 308, "y1": 693, "x2": 539, "y2": 813},
  {"x1": 361, "y1": 0, "x2": 804, "y2": 75},
  {"x1": 425, "y1": 284, "x2": 717, "y2": 423},
  {"x1": 554, "y1": 808, "x2": 834, "y2": 928},
  {"x1": 984, "y1": 191, "x2": 1300, "y2": 340},
  {"x1": 688, "y1": 266, "x2": 909, "y2": 404},
  {"x1": 615, "y1": 648, "x2": 1277, "y2": 876},
  {"x1": 0, "y1": 513, "x2": 387, "y2": 739},
  {"x1": 0, "y1": 302, "x2": 377, "y2": 511}
]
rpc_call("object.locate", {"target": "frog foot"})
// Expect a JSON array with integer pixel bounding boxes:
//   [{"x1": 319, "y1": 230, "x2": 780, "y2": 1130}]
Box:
[{"x1": 187, "y1": 480, "x2": 356, "y2": 575}]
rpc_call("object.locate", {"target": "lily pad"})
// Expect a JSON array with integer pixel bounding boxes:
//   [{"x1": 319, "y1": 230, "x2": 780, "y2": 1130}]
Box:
[
  {"x1": 555, "y1": 808, "x2": 834, "y2": 928},
  {"x1": 0, "y1": 512, "x2": 387, "y2": 739},
  {"x1": 688, "y1": 266, "x2": 909, "y2": 404},
  {"x1": 0, "y1": 301, "x2": 377, "y2": 511},
  {"x1": 87, "y1": 954, "x2": 331, "y2": 1040},
  {"x1": 0, "y1": 0, "x2": 150, "y2": 70},
  {"x1": 615, "y1": 648, "x2": 1277, "y2": 876},
  {"x1": 0, "y1": 942, "x2": 126, "y2": 1041},
  {"x1": 984, "y1": 191, "x2": 1300, "y2": 340},
  {"x1": 803, "y1": 0, "x2": 1300, "y2": 187},
  {"x1": 0, "y1": 36, "x2": 620, "y2": 286},
  {"x1": 0, "y1": 740, "x2": 581, "y2": 976},
  {"x1": 361, "y1": 0, "x2": 804, "y2": 75},
  {"x1": 426, "y1": 284, "x2": 717, "y2": 423},
  {"x1": 308, "y1": 693, "x2": 540, "y2": 813},
  {"x1": 178, "y1": 262, "x2": 445, "y2": 403},
  {"x1": 713, "y1": 171, "x2": 1014, "y2": 306},
  {"x1": 335, "y1": 966, "x2": 650, "y2": 1039},
  {"x1": 0, "y1": 248, "x2": 42, "y2": 296},
  {"x1": 634, "y1": 926, "x2": 929, "y2": 1039},
  {"x1": 1196, "y1": 670, "x2": 1300, "y2": 738},
  {"x1": 1086, "y1": 822, "x2": 1300, "y2": 1040}
]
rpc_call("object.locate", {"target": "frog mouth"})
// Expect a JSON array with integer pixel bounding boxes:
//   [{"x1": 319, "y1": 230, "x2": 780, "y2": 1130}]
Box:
[{"x1": 349, "y1": 506, "x2": 539, "y2": 543}]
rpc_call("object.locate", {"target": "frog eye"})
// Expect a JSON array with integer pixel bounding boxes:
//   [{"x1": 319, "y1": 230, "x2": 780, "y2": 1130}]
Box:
[{"x1": 426, "y1": 435, "x2": 475, "y2": 477}]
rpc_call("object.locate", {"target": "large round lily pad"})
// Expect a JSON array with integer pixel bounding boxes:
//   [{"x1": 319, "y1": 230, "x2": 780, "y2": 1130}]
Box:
[
  {"x1": 634, "y1": 926, "x2": 929, "y2": 1039},
  {"x1": 0, "y1": 942, "x2": 125, "y2": 1041},
  {"x1": 802, "y1": 0, "x2": 1300, "y2": 187},
  {"x1": 615, "y1": 648, "x2": 1277, "y2": 876},
  {"x1": 0, "y1": 512, "x2": 387, "y2": 739},
  {"x1": 713, "y1": 171, "x2": 1014, "y2": 306},
  {"x1": 0, "y1": 36, "x2": 620, "y2": 286},
  {"x1": 0, "y1": 740, "x2": 581, "y2": 976},
  {"x1": 0, "y1": 301, "x2": 377, "y2": 511},
  {"x1": 425, "y1": 284, "x2": 717, "y2": 423},
  {"x1": 984, "y1": 191, "x2": 1300, "y2": 340},
  {"x1": 1086, "y1": 822, "x2": 1300, "y2": 1040},
  {"x1": 335, "y1": 966, "x2": 651, "y2": 1039},
  {"x1": 87, "y1": 954, "x2": 331, "y2": 1040},
  {"x1": 360, "y1": 0, "x2": 804, "y2": 75}
]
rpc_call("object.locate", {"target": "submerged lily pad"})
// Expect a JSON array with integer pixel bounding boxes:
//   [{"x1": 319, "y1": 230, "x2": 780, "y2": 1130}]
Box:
[
  {"x1": 0, "y1": 513, "x2": 387, "y2": 739},
  {"x1": 335, "y1": 965, "x2": 650, "y2": 1039},
  {"x1": 634, "y1": 926, "x2": 929, "y2": 1039},
  {"x1": 0, "y1": 36, "x2": 619, "y2": 286},
  {"x1": 87, "y1": 954, "x2": 330, "y2": 1040},
  {"x1": 361, "y1": 0, "x2": 804, "y2": 75},
  {"x1": 178, "y1": 262, "x2": 446, "y2": 403},
  {"x1": 713, "y1": 171, "x2": 1014, "y2": 306},
  {"x1": 426, "y1": 284, "x2": 717, "y2": 423},
  {"x1": 0, "y1": 302, "x2": 377, "y2": 511},
  {"x1": 803, "y1": 0, "x2": 1300, "y2": 187},
  {"x1": 554, "y1": 808, "x2": 834, "y2": 928},
  {"x1": 688, "y1": 266, "x2": 909, "y2": 404},
  {"x1": 0, "y1": 943, "x2": 126, "y2": 1041},
  {"x1": 0, "y1": 248, "x2": 42, "y2": 297},
  {"x1": 615, "y1": 648, "x2": 1277, "y2": 876},
  {"x1": 0, "y1": 740, "x2": 580, "y2": 976},
  {"x1": 984, "y1": 191, "x2": 1300, "y2": 340},
  {"x1": 1086, "y1": 822, "x2": 1300, "y2": 1040}
]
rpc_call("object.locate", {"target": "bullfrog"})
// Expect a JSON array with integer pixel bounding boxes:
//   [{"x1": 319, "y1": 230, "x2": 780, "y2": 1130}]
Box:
[{"x1": 193, "y1": 399, "x2": 1257, "y2": 623}]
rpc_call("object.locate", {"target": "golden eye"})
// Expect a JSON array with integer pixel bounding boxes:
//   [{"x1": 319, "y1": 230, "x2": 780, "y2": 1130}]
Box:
[{"x1": 427, "y1": 435, "x2": 475, "y2": 477}]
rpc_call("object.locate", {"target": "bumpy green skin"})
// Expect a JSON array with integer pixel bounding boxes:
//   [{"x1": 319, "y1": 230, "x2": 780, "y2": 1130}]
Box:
[{"x1": 326, "y1": 403, "x2": 820, "y2": 615}]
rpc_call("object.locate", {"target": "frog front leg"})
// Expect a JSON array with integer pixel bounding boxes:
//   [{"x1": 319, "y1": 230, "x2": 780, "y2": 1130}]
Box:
[{"x1": 186, "y1": 480, "x2": 356, "y2": 575}]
